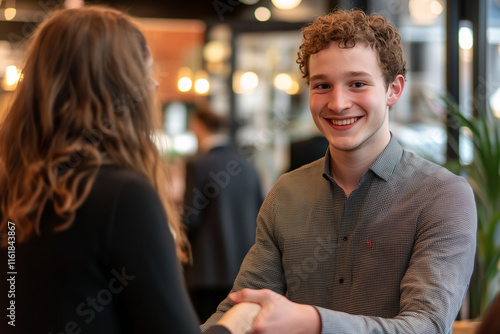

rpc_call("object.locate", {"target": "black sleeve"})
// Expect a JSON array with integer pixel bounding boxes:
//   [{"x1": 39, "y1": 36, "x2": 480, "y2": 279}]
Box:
[{"x1": 108, "y1": 176, "x2": 203, "y2": 333}]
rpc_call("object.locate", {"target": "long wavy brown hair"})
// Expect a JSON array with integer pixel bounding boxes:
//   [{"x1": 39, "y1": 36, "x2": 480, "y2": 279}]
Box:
[{"x1": 0, "y1": 6, "x2": 190, "y2": 263}]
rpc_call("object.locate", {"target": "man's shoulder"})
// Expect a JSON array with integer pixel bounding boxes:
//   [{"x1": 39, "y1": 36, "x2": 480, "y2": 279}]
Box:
[
  {"x1": 262, "y1": 157, "x2": 327, "y2": 210},
  {"x1": 398, "y1": 150, "x2": 469, "y2": 188}
]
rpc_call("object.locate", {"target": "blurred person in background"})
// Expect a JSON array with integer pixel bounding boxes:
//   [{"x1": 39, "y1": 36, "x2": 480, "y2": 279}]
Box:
[
  {"x1": 0, "y1": 6, "x2": 256, "y2": 334},
  {"x1": 183, "y1": 106, "x2": 263, "y2": 323}
]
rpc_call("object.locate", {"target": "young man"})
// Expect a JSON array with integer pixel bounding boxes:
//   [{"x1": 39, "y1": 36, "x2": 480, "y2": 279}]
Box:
[{"x1": 202, "y1": 9, "x2": 477, "y2": 334}]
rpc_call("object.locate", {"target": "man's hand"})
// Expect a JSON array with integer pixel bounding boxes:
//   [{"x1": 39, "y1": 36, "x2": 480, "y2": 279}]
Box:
[{"x1": 228, "y1": 288, "x2": 321, "y2": 334}]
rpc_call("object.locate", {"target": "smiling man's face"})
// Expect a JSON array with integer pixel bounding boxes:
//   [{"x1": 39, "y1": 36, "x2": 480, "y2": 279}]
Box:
[{"x1": 308, "y1": 42, "x2": 403, "y2": 158}]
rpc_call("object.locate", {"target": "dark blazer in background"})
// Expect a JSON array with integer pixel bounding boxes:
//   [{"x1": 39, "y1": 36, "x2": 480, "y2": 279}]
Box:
[
  {"x1": 288, "y1": 134, "x2": 329, "y2": 172},
  {"x1": 183, "y1": 145, "x2": 263, "y2": 321}
]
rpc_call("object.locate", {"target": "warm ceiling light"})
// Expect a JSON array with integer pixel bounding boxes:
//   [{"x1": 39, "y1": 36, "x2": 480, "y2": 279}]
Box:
[
  {"x1": 255, "y1": 7, "x2": 271, "y2": 21},
  {"x1": 271, "y1": 0, "x2": 302, "y2": 10},
  {"x1": 4, "y1": 8, "x2": 16, "y2": 21},
  {"x1": 274, "y1": 73, "x2": 300, "y2": 95},
  {"x1": 178, "y1": 77, "x2": 192, "y2": 92},
  {"x1": 240, "y1": 71, "x2": 259, "y2": 91},
  {"x1": 274, "y1": 73, "x2": 292, "y2": 91},
  {"x1": 177, "y1": 67, "x2": 193, "y2": 92},
  {"x1": 203, "y1": 40, "x2": 231, "y2": 63},
  {"x1": 409, "y1": 0, "x2": 441, "y2": 25},
  {"x1": 287, "y1": 79, "x2": 300, "y2": 95},
  {"x1": 233, "y1": 71, "x2": 259, "y2": 94},
  {"x1": 2, "y1": 65, "x2": 20, "y2": 91},
  {"x1": 430, "y1": 0, "x2": 443, "y2": 15},
  {"x1": 6, "y1": 65, "x2": 19, "y2": 85},
  {"x1": 194, "y1": 78, "x2": 209, "y2": 95},
  {"x1": 194, "y1": 70, "x2": 210, "y2": 95}
]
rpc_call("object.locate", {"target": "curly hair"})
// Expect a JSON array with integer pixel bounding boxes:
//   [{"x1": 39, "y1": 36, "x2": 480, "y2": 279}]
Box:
[
  {"x1": 0, "y1": 6, "x2": 190, "y2": 263},
  {"x1": 297, "y1": 9, "x2": 407, "y2": 87}
]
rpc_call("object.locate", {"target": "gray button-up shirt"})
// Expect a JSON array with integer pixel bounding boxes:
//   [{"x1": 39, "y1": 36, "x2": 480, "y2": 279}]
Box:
[{"x1": 202, "y1": 136, "x2": 477, "y2": 334}]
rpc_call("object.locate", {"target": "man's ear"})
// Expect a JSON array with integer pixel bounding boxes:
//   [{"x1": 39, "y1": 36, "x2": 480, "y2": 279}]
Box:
[{"x1": 387, "y1": 74, "x2": 405, "y2": 107}]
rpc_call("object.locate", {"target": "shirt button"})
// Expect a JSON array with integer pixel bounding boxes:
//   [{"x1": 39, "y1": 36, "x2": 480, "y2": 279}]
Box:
[
  {"x1": 342, "y1": 236, "x2": 348, "y2": 241},
  {"x1": 339, "y1": 278, "x2": 344, "y2": 284}
]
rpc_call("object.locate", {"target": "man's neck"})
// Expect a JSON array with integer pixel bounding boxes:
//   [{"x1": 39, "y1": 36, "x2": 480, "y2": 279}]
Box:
[
  {"x1": 329, "y1": 135, "x2": 390, "y2": 198},
  {"x1": 329, "y1": 152, "x2": 370, "y2": 198}
]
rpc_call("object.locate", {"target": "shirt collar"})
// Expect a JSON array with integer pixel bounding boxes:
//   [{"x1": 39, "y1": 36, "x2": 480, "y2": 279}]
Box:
[
  {"x1": 322, "y1": 133, "x2": 403, "y2": 182},
  {"x1": 369, "y1": 134, "x2": 403, "y2": 181}
]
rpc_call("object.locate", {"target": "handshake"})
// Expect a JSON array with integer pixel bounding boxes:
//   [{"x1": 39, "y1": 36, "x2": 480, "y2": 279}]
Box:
[{"x1": 213, "y1": 289, "x2": 321, "y2": 334}]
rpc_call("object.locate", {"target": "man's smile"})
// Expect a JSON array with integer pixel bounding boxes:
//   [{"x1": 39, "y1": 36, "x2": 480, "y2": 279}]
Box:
[{"x1": 328, "y1": 117, "x2": 362, "y2": 126}]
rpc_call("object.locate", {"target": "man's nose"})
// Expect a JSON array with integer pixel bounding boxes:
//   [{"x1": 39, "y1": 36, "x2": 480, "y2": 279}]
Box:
[{"x1": 327, "y1": 86, "x2": 351, "y2": 113}]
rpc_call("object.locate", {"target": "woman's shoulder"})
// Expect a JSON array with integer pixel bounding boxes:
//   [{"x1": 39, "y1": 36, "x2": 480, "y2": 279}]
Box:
[
  {"x1": 83, "y1": 165, "x2": 161, "y2": 217},
  {"x1": 93, "y1": 165, "x2": 155, "y2": 194},
  {"x1": 97, "y1": 164, "x2": 149, "y2": 183}
]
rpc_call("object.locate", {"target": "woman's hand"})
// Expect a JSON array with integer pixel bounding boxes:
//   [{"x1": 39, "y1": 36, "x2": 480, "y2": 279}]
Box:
[
  {"x1": 216, "y1": 301, "x2": 261, "y2": 334},
  {"x1": 227, "y1": 289, "x2": 321, "y2": 334}
]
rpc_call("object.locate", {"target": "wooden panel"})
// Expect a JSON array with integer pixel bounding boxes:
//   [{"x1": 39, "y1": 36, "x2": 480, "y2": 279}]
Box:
[{"x1": 136, "y1": 18, "x2": 206, "y2": 104}]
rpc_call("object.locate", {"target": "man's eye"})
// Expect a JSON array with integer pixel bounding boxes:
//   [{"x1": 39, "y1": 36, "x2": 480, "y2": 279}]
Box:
[
  {"x1": 316, "y1": 84, "x2": 329, "y2": 89},
  {"x1": 353, "y1": 82, "x2": 365, "y2": 88}
]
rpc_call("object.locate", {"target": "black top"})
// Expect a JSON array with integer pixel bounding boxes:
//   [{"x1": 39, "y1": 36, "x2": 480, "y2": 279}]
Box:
[{"x1": 0, "y1": 165, "x2": 230, "y2": 334}]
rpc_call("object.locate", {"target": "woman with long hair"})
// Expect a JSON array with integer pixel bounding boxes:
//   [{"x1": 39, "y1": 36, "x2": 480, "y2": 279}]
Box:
[{"x1": 0, "y1": 6, "x2": 256, "y2": 334}]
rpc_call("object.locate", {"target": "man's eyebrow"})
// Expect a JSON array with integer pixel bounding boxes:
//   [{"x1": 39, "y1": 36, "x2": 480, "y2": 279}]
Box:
[
  {"x1": 309, "y1": 71, "x2": 374, "y2": 82},
  {"x1": 347, "y1": 71, "x2": 373, "y2": 78},
  {"x1": 309, "y1": 74, "x2": 328, "y2": 82}
]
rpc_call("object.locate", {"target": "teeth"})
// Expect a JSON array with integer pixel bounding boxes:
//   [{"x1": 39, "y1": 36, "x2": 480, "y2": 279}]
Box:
[{"x1": 330, "y1": 117, "x2": 359, "y2": 126}]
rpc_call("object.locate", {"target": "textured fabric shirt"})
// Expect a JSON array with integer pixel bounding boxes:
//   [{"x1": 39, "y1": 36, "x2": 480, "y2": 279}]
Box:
[{"x1": 202, "y1": 136, "x2": 477, "y2": 334}]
